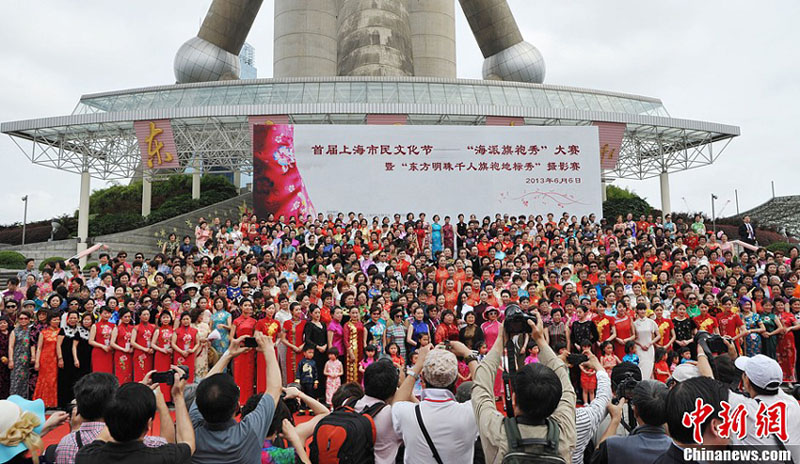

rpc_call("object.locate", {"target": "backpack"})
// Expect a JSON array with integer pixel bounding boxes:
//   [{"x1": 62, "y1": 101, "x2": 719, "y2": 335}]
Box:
[
  {"x1": 501, "y1": 417, "x2": 567, "y2": 464},
  {"x1": 308, "y1": 400, "x2": 385, "y2": 464}
]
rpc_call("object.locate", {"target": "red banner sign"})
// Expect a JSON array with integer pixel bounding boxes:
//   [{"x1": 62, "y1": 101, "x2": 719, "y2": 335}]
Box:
[
  {"x1": 134, "y1": 120, "x2": 179, "y2": 169},
  {"x1": 593, "y1": 122, "x2": 626, "y2": 170}
]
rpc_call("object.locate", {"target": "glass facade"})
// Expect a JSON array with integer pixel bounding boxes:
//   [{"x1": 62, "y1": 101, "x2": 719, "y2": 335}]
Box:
[{"x1": 73, "y1": 79, "x2": 670, "y2": 118}]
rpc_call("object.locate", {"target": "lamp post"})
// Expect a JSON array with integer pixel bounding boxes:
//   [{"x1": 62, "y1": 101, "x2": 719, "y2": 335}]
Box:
[
  {"x1": 21, "y1": 195, "x2": 28, "y2": 245},
  {"x1": 711, "y1": 193, "x2": 718, "y2": 235}
]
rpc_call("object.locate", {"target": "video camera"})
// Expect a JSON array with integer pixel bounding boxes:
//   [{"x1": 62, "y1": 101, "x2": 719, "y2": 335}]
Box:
[
  {"x1": 503, "y1": 304, "x2": 537, "y2": 335},
  {"x1": 695, "y1": 331, "x2": 728, "y2": 357},
  {"x1": 610, "y1": 362, "x2": 642, "y2": 433},
  {"x1": 151, "y1": 365, "x2": 190, "y2": 385}
]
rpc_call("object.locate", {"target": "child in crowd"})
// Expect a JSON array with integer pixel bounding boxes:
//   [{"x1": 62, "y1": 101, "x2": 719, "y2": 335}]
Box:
[
  {"x1": 323, "y1": 347, "x2": 343, "y2": 407},
  {"x1": 358, "y1": 345, "x2": 377, "y2": 385},
  {"x1": 524, "y1": 342, "x2": 539, "y2": 365},
  {"x1": 600, "y1": 341, "x2": 620, "y2": 375},
  {"x1": 653, "y1": 347, "x2": 670, "y2": 383},
  {"x1": 297, "y1": 344, "x2": 318, "y2": 414},
  {"x1": 679, "y1": 346, "x2": 693, "y2": 364},
  {"x1": 622, "y1": 340, "x2": 639, "y2": 365},
  {"x1": 386, "y1": 342, "x2": 405, "y2": 369},
  {"x1": 667, "y1": 350, "x2": 680, "y2": 373},
  {"x1": 476, "y1": 342, "x2": 488, "y2": 362},
  {"x1": 418, "y1": 333, "x2": 431, "y2": 350},
  {"x1": 456, "y1": 357, "x2": 471, "y2": 387},
  {"x1": 578, "y1": 340, "x2": 596, "y2": 403}
]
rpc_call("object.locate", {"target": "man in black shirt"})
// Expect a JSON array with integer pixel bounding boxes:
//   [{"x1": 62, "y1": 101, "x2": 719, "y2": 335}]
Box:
[{"x1": 76, "y1": 369, "x2": 195, "y2": 464}]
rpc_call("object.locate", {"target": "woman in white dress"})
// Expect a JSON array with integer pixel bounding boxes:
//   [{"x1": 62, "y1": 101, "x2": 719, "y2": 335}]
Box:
[{"x1": 633, "y1": 303, "x2": 661, "y2": 380}]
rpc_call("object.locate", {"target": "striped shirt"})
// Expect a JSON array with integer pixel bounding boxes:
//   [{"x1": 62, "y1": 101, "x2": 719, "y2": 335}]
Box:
[{"x1": 573, "y1": 370, "x2": 612, "y2": 464}]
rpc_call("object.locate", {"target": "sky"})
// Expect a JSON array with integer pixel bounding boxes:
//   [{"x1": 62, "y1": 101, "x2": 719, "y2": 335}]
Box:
[{"x1": 0, "y1": 0, "x2": 798, "y2": 223}]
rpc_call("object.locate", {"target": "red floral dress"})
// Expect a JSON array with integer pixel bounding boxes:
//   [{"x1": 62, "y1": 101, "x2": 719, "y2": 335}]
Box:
[
  {"x1": 154, "y1": 325, "x2": 174, "y2": 402},
  {"x1": 777, "y1": 311, "x2": 796, "y2": 382},
  {"x1": 32, "y1": 327, "x2": 58, "y2": 408},
  {"x1": 92, "y1": 320, "x2": 114, "y2": 374},
  {"x1": 113, "y1": 323, "x2": 134, "y2": 384},
  {"x1": 174, "y1": 325, "x2": 198, "y2": 383},
  {"x1": 133, "y1": 322, "x2": 156, "y2": 382}
]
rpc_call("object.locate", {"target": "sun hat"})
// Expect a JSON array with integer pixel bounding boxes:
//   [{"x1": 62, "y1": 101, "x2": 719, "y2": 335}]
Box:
[{"x1": 0, "y1": 395, "x2": 45, "y2": 463}]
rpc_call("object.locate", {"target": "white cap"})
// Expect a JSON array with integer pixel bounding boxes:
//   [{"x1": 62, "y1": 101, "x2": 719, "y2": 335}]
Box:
[
  {"x1": 734, "y1": 355, "x2": 782, "y2": 392},
  {"x1": 670, "y1": 363, "x2": 700, "y2": 383}
]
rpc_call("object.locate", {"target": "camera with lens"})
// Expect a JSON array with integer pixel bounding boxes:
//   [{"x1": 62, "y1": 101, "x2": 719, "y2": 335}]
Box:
[
  {"x1": 566, "y1": 353, "x2": 589, "y2": 366},
  {"x1": 610, "y1": 362, "x2": 642, "y2": 404},
  {"x1": 503, "y1": 304, "x2": 537, "y2": 335},
  {"x1": 695, "y1": 331, "x2": 727, "y2": 357}
]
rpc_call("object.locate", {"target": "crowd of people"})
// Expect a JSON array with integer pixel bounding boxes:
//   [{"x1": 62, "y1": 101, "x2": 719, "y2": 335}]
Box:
[{"x1": 1, "y1": 210, "x2": 799, "y2": 463}]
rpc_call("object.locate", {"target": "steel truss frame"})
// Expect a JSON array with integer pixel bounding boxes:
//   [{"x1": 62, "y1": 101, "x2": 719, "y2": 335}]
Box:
[{"x1": 5, "y1": 114, "x2": 735, "y2": 182}]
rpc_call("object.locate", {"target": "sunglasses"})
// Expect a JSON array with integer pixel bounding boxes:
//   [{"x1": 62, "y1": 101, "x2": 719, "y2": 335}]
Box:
[{"x1": 6, "y1": 305, "x2": 17, "y2": 309}]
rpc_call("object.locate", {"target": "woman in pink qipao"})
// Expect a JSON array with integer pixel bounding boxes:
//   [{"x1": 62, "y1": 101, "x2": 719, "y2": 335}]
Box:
[{"x1": 253, "y1": 124, "x2": 315, "y2": 219}]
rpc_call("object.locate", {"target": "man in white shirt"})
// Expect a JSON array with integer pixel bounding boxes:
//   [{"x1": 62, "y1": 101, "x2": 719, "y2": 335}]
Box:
[{"x1": 392, "y1": 345, "x2": 479, "y2": 463}]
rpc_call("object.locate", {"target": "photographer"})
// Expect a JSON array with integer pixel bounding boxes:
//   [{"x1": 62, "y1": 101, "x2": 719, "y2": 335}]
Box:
[
  {"x1": 697, "y1": 350, "x2": 800, "y2": 462},
  {"x1": 74, "y1": 367, "x2": 194, "y2": 463},
  {"x1": 591, "y1": 380, "x2": 670, "y2": 464},
  {"x1": 472, "y1": 310, "x2": 576, "y2": 463}
]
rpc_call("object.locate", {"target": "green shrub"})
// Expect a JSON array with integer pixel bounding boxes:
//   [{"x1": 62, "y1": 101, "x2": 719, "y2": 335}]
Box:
[
  {"x1": 603, "y1": 197, "x2": 653, "y2": 221},
  {"x1": 84, "y1": 261, "x2": 98, "y2": 269},
  {"x1": 0, "y1": 251, "x2": 27, "y2": 269},
  {"x1": 89, "y1": 213, "x2": 145, "y2": 236},
  {"x1": 766, "y1": 241, "x2": 794, "y2": 254},
  {"x1": 40, "y1": 256, "x2": 66, "y2": 271},
  {"x1": 606, "y1": 185, "x2": 639, "y2": 201}
]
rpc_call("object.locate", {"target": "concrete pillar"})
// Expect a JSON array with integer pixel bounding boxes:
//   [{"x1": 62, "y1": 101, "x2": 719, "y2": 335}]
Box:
[
  {"x1": 409, "y1": 0, "x2": 457, "y2": 78},
  {"x1": 192, "y1": 171, "x2": 201, "y2": 200},
  {"x1": 660, "y1": 171, "x2": 671, "y2": 218},
  {"x1": 77, "y1": 170, "x2": 90, "y2": 266},
  {"x1": 142, "y1": 175, "x2": 152, "y2": 217},
  {"x1": 601, "y1": 178, "x2": 607, "y2": 202},
  {"x1": 273, "y1": 0, "x2": 338, "y2": 77},
  {"x1": 337, "y1": 0, "x2": 414, "y2": 76},
  {"x1": 233, "y1": 170, "x2": 242, "y2": 190}
]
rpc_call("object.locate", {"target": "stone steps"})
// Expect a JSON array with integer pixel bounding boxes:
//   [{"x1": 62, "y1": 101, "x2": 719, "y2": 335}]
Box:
[{"x1": 0, "y1": 193, "x2": 254, "y2": 264}]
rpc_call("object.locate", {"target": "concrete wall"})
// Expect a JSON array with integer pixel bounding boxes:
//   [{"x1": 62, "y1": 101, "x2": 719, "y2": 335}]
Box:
[
  {"x1": 408, "y1": 0, "x2": 457, "y2": 78},
  {"x1": 337, "y1": 0, "x2": 414, "y2": 77},
  {"x1": 273, "y1": 0, "x2": 339, "y2": 78}
]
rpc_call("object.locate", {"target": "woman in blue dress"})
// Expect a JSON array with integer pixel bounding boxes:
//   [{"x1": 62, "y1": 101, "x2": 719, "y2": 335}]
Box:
[
  {"x1": 210, "y1": 297, "x2": 232, "y2": 354},
  {"x1": 431, "y1": 215, "x2": 443, "y2": 255},
  {"x1": 741, "y1": 300, "x2": 765, "y2": 357}
]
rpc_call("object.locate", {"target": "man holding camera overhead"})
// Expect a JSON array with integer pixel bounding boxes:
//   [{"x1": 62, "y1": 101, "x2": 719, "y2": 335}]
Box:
[{"x1": 471, "y1": 308, "x2": 576, "y2": 463}]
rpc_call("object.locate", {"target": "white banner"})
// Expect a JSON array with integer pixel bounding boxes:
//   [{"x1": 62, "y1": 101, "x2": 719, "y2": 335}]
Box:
[{"x1": 253, "y1": 124, "x2": 601, "y2": 220}]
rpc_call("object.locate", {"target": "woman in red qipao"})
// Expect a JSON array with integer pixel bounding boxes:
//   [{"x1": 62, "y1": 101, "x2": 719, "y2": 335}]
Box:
[
  {"x1": 613, "y1": 305, "x2": 634, "y2": 361},
  {"x1": 33, "y1": 314, "x2": 60, "y2": 408},
  {"x1": 172, "y1": 311, "x2": 199, "y2": 383},
  {"x1": 110, "y1": 309, "x2": 135, "y2": 384},
  {"x1": 343, "y1": 307, "x2": 366, "y2": 384},
  {"x1": 280, "y1": 303, "x2": 307, "y2": 384},
  {"x1": 435, "y1": 310, "x2": 460, "y2": 344},
  {"x1": 88, "y1": 306, "x2": 114, "y2": 374},
  {"x1": 131, "y1": 307, "x2": 156, "y2": 382},
  {"x1": 232, "y1": 299, "x2": 258, "y2": 403},
  {"x1": 775, "y1": 299, "x2": 798, "y2": 382},
  {"x1": 151, "y1": 311, "x2": 175, "y2": 402},
  {"x1": 255, "y1": 302, "x2": 281, "y2": 394}
]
